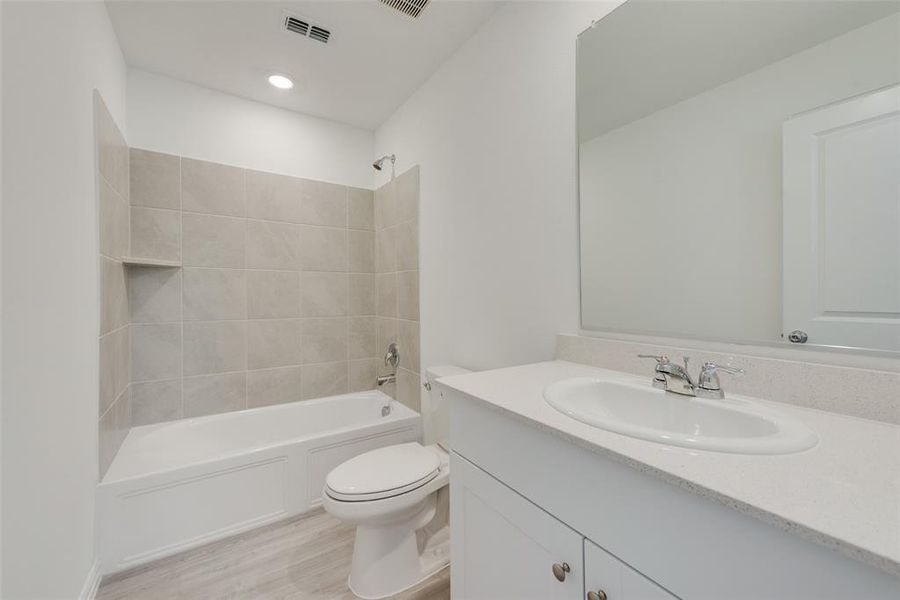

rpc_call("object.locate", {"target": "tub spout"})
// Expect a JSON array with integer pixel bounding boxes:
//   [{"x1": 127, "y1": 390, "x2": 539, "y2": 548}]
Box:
[{"x1": 376, "y1": 373, "x2": 396, "y2": 386}]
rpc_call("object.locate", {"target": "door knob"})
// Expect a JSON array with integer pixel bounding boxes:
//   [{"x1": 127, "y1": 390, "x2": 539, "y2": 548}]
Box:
[
  {"x1": 788, "y1": 330, "x2": 808, "y2": 343},
  {"x1": 551, "y1": 562, "x2": 570, "y2": 582},
  {"x1": 587, "y1": 591, "x2": 608, "y2": 600}
]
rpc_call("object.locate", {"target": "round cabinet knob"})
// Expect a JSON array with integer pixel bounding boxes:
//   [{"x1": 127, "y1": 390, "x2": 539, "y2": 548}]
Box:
[
  {"x1": 551, "y1": 562, "x2": 571, "y2": 582},
  {"x1": 587, "y1": 591, "x2": 608, "y2": 600}
]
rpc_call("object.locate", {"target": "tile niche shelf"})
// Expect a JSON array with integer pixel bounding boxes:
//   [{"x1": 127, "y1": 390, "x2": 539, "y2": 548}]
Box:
[{"x1": 122, "y1": 257, "x2": 182, "y2": 268}]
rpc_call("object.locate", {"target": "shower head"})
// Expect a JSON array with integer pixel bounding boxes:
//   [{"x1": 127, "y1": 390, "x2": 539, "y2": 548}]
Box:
[{"x1": 372, "y1": 154, "x2": 395, "y2": 171}]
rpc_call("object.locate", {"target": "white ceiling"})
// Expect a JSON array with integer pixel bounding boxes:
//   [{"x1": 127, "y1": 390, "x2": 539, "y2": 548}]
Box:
[{"x1": 106, "y1": 0, "x2": 501, "y2": 130}]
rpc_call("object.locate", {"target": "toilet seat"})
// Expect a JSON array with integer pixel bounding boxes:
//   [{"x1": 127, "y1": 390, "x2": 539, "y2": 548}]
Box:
[{"x1": 325, "y1": 443, "x2": 441, "y2": 502}]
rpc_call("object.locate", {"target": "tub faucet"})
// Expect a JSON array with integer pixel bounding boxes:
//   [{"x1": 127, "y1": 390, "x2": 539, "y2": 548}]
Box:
[{"x1": 377, "y1": 343, "x2": 399, "y2": 387}]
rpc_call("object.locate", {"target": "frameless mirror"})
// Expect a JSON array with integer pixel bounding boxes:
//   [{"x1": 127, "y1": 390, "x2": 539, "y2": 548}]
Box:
[{"x1": 578, "y1": 0, "x2": 900, "y2": 354}]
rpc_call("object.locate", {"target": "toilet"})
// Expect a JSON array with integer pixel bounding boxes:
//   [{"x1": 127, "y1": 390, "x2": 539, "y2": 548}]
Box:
[{"x1": 321, "y1": 365, "x2": 470, "y2": 599}]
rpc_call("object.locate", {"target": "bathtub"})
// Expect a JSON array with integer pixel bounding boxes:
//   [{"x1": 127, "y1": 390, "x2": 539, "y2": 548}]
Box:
[{"x1": 98, "y1": 390, "x2": 420, "y2": 574}]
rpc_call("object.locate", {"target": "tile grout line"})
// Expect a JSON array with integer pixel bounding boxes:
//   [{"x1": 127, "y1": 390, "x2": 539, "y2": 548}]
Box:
[{"x1": 178, "y1": 155, "x2": 185, "y2": 420}]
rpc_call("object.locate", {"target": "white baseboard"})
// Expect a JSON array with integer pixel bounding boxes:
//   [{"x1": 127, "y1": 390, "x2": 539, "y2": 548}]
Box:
[{"x1": 79, "y1": 560, "x2": 102, "y2": 600}]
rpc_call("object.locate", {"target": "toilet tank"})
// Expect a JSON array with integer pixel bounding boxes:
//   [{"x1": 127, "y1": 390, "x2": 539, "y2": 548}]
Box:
[{"x1": 423, "y1": 365, "x2": 472, "y2": 449}]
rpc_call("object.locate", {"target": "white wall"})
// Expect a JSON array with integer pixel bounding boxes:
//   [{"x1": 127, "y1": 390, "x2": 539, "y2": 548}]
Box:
[
  {"x1": 128, "y1": 69, "x2": 374, "y2": 189},
  {"x1": 579, "y1": 14, "x2": 900, "y2": 343},
  {"x1": 374, "y1": 1, "x2": 620, "y2": 372},
  {"x1": 1, "y1": 1, "x2": 127, "y2": 597}
]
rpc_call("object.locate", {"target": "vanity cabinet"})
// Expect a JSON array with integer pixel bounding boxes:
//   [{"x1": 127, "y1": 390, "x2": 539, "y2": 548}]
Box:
[
  {"x1": 445, "y1": 385, "x2": 900, "y2": 600},
  {"x1": 451, "y1": 452, "x2": 677, "y2": 600},
  {"x1": 451, "y1": 454, "x2": 584, "y2": 599},
  {"x1": 584, "y1": 539, "x2": 676, "y2": 600}
]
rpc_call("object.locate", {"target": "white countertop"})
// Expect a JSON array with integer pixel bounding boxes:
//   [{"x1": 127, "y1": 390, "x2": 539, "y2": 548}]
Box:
[{"x1": 439, "y1": 360, "x2": 900, "y2": 577}]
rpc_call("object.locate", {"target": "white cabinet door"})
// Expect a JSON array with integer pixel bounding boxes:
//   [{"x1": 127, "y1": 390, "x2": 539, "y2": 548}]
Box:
[
  {"x1": 782, "y1": 84, "x2": 900, "y2": 351},
  {"x1": 585, "y1": 539, "x2": 678, "y2": 600},
  {"x1": 450, "y1": 452, "x2": 583, "y2": 600}
]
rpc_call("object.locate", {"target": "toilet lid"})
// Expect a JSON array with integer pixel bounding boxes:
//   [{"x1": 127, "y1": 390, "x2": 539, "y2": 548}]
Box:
[{"x1": 325, "y1": 443, "x2": 441, "y2": 502}]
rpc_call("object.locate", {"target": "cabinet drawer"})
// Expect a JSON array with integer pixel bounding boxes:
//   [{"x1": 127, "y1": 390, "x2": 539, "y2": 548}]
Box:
[
  {"x1": 585, "y1": 539, "x2": 678, "y2": 600},
  {"x1": 450, "y1": 452, "x2": 584, "y2": 600}
]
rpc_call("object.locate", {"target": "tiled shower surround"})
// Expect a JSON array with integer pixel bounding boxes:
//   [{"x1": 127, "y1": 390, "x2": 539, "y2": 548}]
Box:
[
  {"x1": 127, "y1": 150, "x2": 421, "y2": 425},
  {"x1": 96, "y1": 94, "x2": 132, "y2": 477},
  {"x1": 374, "y1": 167, "x2": 421, "y2": 410}
]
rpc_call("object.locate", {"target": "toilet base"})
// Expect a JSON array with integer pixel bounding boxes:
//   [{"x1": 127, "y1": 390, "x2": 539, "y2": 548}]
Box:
[{"x1": 346, "y1": 495, "x2": 450, "y2": 600}]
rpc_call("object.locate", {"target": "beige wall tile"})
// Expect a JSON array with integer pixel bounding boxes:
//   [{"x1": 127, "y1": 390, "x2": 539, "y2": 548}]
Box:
[
  {"x1": 301, "y1": 272, "x2": 348, "y2": 316},
  {"x1": 132, "y1": 323, "x2": 182, "y2": 381},
  {"x1": 246, "y1": 169, "x2": 302, "y2": 223},
  {"x1": 349, "y1": 273, "x2": 375, "y2": 316},
  {"x1": 247, "y1": 270, "x2": 300, "y2": 318},
  {"x1": 182, "y1": 213, "x2": 246, "y2": 268},
  {"x1": 301, "y1": 318, "x2": 348, "y2": 364},
  {"x1": 95, "y1": 93, "x2": 129, "y2": 198},
  {"x1": 299, "y1": 225, "x2": 347, "y2": 272},
  {"x1": 131, "y1": 207, "x2": 181, "y2": 261},
  {"x1": 130, "y1": 148, "x2": 180, "y2": 209},
  {"x1": 183, "y1": 372, "x2": 246, "y2": 417},
  {"x1": 397, "y1": 368, "x2": 421, "y2": 412},
  {"x1": 399, "y1": 320, "x2": 420, "y2": 374},
  {"x1": 246, "y1": 219, "x2": 301, "y2": 270},
  {"x1": 376, "y1": 317, "x2": 399, "y2": 356},
  {"x1": 120, "y1": 148, "x2": 413, "y2": 425},
  {"x1": 101, "y1": 257, "x2": 128, "y2": 334},
  {"x1": 99, "y1": 178, "x2": 129, "y2": 259},
  {"x1": 299, "y1": 179, "x2": 347, "y2": 226},
  {"x1": 183, "y1": 321, "x2": 247, "y2": 376},
  {"x1": 348, "y1": 187, "x2": 374, "y2": 230},
  {"x1": 348, "y1": 230, "x2": 374, "y2": 273},
  {"x1": 183, "y1": 268, "x2": 246, "y2": 321},
  {"x1": 395, "y1": 166, "x2": 419, "y2": 223},
  {"x1": 99, "y1": 387, "x2": 130, "y2": 478},
  {"x1": 375, "y1": 226, "x2": 397, "y2": 273},
  {"x1": 247, "y1": 319, "x2": 302, "y2": 369},
  {"x1": 398, "y1": 270, "x2": 419, "y2": 321},
  {"x1": 374, "y1": 180, "x2": 396, "y2": 231},
  {"x1": 129, "y1": 267, "x2": 182, "y2": 323},
  {"x1": 301, "y1": 361, "x2": 348, "y2": 400},
  {"x1": 182, "y1": 158, "x2": 245, "y2": 217},
  {"x1": 396, "y1": 219, "x2": 418, "y2": 271},
  {"x1": 131, "y1": 379, "x2": 182, "y2": 425},
  {"x1": 247, "y1": 366, "x2": 302, "y2": 408},
  {"x1": 100, "y1": 326, "x2": 130, "y2": 417},
  {"x1": 349, "y1": 359, "x2": 378, "y2": 392},
  {"x1": 376, "y1": 272, "x2": 398, "y2": 318},
  {"x1": 348, "y1": 316, "x2": 376, "y2": 359}
]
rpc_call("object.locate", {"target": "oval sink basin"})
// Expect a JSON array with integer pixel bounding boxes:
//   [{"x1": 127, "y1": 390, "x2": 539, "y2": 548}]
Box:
[{"x1": 543, "y1": 377, "x2": 817, "y2": 455}]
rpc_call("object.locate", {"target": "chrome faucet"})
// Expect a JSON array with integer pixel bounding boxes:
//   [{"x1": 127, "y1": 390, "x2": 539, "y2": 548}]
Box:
[
  {"x1": 376, "y1": 373, "x2": 396, "y2": 386},
  {"x1": 377, "y1": 343, "x2": 400, "y2": 387},
  {"x1": 638, "y1": 355, "x2": 744, "y2": 399}
]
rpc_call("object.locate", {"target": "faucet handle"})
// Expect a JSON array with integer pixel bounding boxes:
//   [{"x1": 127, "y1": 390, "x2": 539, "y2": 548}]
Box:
[
  {"x1": 637, "y1": 354, "x2": 669, "y2": 364},
  {"x1": 697, "y1": 362, "x2": 745, "y2": 398},
  {"x1": 702, "y1": 362, "x2": 745, "y2": 377},
  {"x1": 638, "y1": 355, "x2": 669, "y2": 390},
  {"x1": 384, "y1": 342, "x2": 400, "y2": 369}
]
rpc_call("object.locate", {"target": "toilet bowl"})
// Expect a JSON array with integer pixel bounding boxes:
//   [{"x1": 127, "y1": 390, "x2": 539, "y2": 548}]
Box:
[{"x1": 321, "y1": 365, "x2": 470, "y2": 599}]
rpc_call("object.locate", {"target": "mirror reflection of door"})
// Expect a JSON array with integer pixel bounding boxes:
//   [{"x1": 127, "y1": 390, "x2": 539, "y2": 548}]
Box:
[{"x1": 782, "y1": 85, "x2": 900, "y2": 351}]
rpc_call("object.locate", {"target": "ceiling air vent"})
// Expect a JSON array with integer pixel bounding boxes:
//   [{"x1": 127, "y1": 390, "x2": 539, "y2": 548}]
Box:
[
  {"x1": 282, "y1": 13, "x2": 331, "y2": 44},
  {"x1": 380, "y1": 0, "x2": 430, "y2": 19}
]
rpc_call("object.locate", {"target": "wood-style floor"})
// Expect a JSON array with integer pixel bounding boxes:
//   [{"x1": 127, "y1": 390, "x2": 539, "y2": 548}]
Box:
[{"x1": 97, "y1": 508, "x2": 450, "y2": 600}]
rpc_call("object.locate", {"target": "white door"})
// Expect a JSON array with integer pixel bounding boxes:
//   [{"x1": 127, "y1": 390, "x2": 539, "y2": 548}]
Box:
[
  {"x1": 450, "y1": 453, "x2": 583, "y2": 600},
  {"x1": 584, "y1": 539, "x2": 678, "y2": 600},
  {"x1": 782, "y1": 85, "x2": 900, "y2": 351}
]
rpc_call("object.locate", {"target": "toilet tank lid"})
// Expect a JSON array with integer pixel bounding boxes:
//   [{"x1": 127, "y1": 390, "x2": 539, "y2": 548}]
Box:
[{"x1": 425, "y1": 365, "x2": 471, "y2": 383}]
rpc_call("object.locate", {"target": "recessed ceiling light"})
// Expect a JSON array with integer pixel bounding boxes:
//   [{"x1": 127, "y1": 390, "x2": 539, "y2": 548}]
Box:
[{"x1": 268, "y1": 74, "x2": 294, "y2": 90}]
